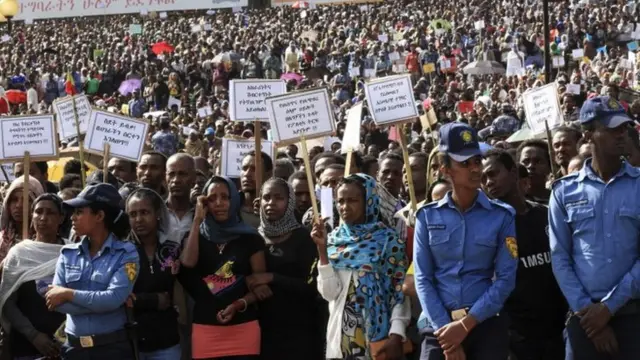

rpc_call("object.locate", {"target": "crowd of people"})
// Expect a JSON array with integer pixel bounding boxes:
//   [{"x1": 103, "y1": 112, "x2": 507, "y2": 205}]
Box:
[{"x1": 0, "y1": 0, "x2": 637, "y2": 359}]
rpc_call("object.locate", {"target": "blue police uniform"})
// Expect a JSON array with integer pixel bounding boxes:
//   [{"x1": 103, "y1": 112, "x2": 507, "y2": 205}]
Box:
[
  {"x1": 413, "y1": 123, "x2": 518, "y2": 360},
  {"x1": 549, "y1": 96, "x2": 640, "y2": 360},
  {"x1": 53, "y1": 184, "x2": 140, "y2": 360}
]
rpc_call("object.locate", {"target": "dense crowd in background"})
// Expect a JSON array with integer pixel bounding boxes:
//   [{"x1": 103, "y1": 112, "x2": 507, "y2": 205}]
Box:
[{"x1": 0, "y1": 0, "x2": 637, "y2": 359}]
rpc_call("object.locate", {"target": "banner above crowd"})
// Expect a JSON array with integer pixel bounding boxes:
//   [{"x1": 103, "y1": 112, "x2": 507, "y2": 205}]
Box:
[{"x1": 15, "y1": 0, "x2": 247, "y2": 20}]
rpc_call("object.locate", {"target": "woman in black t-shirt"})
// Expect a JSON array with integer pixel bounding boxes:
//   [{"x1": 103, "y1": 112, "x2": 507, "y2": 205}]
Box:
[
  {"x1": 179, "y1": 176, "x2": 269, "y2": 360},
  {"x1": 252, "y1": 178, "x2": 322, "y2": 360}
]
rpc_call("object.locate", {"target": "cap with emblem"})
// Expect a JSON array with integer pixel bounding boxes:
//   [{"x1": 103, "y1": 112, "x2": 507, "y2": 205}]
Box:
[
  {"x1": 439, "y1": 122, "x2": 482, "y2": 162},
  {"x1": 63, "y1": 183, "x2": 123, "y2": 210},
  {"x1": 579, "y1": 96, "x2": 632, "y2": 128}
]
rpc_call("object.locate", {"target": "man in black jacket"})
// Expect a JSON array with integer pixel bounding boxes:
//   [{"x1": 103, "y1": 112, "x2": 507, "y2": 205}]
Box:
[{"x1": 481, "y1": 149, "x2": 567, "y2": 360}]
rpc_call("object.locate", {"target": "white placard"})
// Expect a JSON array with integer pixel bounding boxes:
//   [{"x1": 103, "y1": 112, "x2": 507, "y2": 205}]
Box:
[
  {"x1": 229, "y1": 80, "x2": 286, "y2": 122},
  {"x1": 0, "y1": 164, "x2": 14, "y2": 182},
  {"x1": 191, "y1": 24, "x2": 202, "y2": 33},
  {"x1": 552, "y1": 56, "x2": 565, "y2": 68},
  {"x1": 159, "y1": 12, "x2": 167, "y2": 19},
  {"x1": 204, "y1": 24, "x2": 212, "y2": 31},
  {"x1": 220, "y1": 138, "x2": 275, "y2": 178},
  {"x1": 0, "y1": 115, "x2": 58, "y2": 162},
  {"x1": 53, "y1": 95, "x2": 92, "y2": 140},
  {"x1": 572, "y1": 49, "x2": 584, "y2": 59},
  {"x1": 1, "y1": 35, "x2": 10, "y2": 43},
  {"x1": 522, "y1": 83, "x2": 563, "y2": 135},
  {"x1": 232, "y1": 6, "x2": 242, "y2": 13},
  {"x1": 25, "y1": 19, "x2": 34, "y2": 25},
  {"x1": 300, "y1": 10, "x2": 307, "y2": 18},
  {"x1": 84, "y1": 111, "x2": 149, "y2": 162},
  {"x1": 566, "y1": 84, "x2": 581, "y2": 94},
  {"x1": 378, "y1": 34, "x2": 389, "y2": 43},
  {"x1": 140, "y1": 9, "x2": 148, "y2": 16},
  {"x1": 198, "y1": 106, "x2": 213, "y2": 118},
  {"x1": 474, "y1": 20, "x2": 485, "y2": 30},
  {"x1": 388, "y1": 52, "x2": 400, "y2": 62},
  {"x1": 320, "y1": 187, "x2": 333, "y2": 223},
  {"x1": 168, "y1": 96, "x2": 181, "y2": 110},
  {"x1": 619, "y1": 59, "x2": 633, "y2": 69},
  {"x1": 363, "y1": 74, "x2": 418, "y2": 125},
  {"x1": 266, "y1": 88, "x2": 336, "y2": 144},
  {"x1": 341, "y1": 102, "x2": 363, "y2": 154},
  {"x1": 364, "y1": 69, "x2": 376, "y2": 78}
]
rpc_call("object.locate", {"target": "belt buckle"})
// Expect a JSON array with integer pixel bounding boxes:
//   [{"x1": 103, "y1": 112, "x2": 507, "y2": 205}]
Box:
[
  {"x1": 79, "y1": 336, "x2": 94, "y2": 348},
  {"x1": 451, "y1": 309, "x2": 468, "y2": 321}
]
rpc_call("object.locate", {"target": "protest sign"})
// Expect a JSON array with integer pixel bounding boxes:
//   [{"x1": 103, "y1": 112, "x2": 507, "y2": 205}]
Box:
[
  {"x1": 522, "y1": 83, "x2": 563, "y2": 135},
  {"x1": 265, "y1": 88, "x2": 336, "y2": 144},
  {"x1": 0, "y1": 164, "x2": 14, "y2": 182},
  {"x1": 129, "y1": 24, "x2": 142, "y2": 35},
  {"x1": 53, "y1": 94, "x2": 92, "y2": 140},
  {"x1": 229, "y1": 80, "x2": 287, "y2": 122},
  {"x1": 0, "y1": 115, "x2": 58, "y2": 162},
  {"x1": 572, "y1": 49, "x2": 584, "y2": 59},
  {"x1": 198, "y1": 106, "x2": 213, "y2": 118},
  {"x1": 341, "y1": 102, "x2": 363, "y2": 154},
  {"x1": 84, "y1": 111, "x2": 149, "y2": 162},
  {"x1": 566, "y1": 84, "x2": 581, "y2": 95},
  {"x1": 220, "y1": 138, "x2": 275, "y2": 178},
  {"x1": 364, "y1": 75, "x2": 418, "y2": 125},
  {"x1": 422, "y1": 63, "x2": 435, "y2": 73},
  {"x1": 458, "y1": 101, "x2": 475, "y2": 113}
]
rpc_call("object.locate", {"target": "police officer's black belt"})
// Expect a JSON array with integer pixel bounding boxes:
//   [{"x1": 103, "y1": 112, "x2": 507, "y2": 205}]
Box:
[{"x1": 67, "y1": 329, "x2": 129, "y2": 348}]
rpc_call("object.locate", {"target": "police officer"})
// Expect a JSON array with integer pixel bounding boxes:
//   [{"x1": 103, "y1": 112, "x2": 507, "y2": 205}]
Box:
[
  {"x1": 414, "y1": 123, "x2": 518, "y2": 360},
  {"x1": 549, "y1": 96, "x2": 640, "y2": 360},
  {"x1": 45, "y1": 184, "x2": 139, "y2": 360}
]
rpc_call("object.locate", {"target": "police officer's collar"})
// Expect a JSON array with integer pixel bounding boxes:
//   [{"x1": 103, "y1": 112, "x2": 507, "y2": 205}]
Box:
[
  {"x1": 77, "y1": 234, "x2": 118, "y2": 255},
  {"x1": 435, "y1": 190, "x2": 492, "y2": 211},
  {"x1": 576, "y1": 158, "x2": 640, "y2": 183}
]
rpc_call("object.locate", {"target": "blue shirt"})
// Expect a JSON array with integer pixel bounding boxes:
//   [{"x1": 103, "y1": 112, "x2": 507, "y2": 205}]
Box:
[
  {"x1": 53, "y1": 234, "x2": 139, "y2": 336},
  {"x1": 413, "y1": 190, "x2": 517, "y2": 330},
  {"x1": 549, "y1": 159, "x2": 640, "y2": 314}
]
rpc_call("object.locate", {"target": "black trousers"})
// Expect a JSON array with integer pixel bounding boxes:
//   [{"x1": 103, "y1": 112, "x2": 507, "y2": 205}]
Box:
[
  {"x1": 509, "y1": 328, "x2": 564, "y2": 360},
  {"x1": 565, "y1": 312, "x2": 640, "y2": 360},
  {"x1": 420, "y1": 315, "x2": 509, "y2": 360}
]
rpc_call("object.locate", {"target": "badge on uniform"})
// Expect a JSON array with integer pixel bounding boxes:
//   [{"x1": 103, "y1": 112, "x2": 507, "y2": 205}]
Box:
[
  {"x1": 505, "y1": 237, "x2": 518, "y2": 258},
  {"x1": 125, "y1": 263, "x2": 137, "y2": 282}
]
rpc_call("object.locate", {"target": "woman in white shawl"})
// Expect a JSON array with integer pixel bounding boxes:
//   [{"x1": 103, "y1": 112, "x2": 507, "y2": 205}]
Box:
[
  {"x1": 125, "y1": 188, "x2": 185, "y2": 359},
  {"x1": 0, "y1": 194, "x2": 66, "y2": 359}
]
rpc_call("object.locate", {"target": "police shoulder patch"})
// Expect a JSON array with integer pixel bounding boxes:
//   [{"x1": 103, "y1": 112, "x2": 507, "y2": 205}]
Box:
[
  {"x1": 125, "y1": 263, "x2": 137, "y2": 282},
  {"x1": 505, "y1": 237, "x2": 518, "y2": 259}
]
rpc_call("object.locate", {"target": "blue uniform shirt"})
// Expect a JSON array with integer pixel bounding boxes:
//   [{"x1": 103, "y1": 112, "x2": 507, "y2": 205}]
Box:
[
  {"x1": 53, "y1": 234, "x2": 139, "y2": 336},
  {"x1": 413, "y1": 190, "x2": 518, "y2": 330},
  {"x1": 549, "y1": 159, "x2": 640, "y2": 314}
]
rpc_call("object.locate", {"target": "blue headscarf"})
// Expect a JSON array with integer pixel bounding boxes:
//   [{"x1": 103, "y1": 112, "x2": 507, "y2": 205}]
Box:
[
  {"x1": 200, "y1": 176, "x2": 259, "y2": 244},
  {"x1": 328, "y1": 173, "x2": 407, "y2": 342}
]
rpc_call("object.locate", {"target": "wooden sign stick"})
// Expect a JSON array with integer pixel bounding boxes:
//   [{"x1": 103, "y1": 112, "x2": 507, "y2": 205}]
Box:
[
  {"x1": 300, "y1": 136, "x2": 320, "y2": 222},
  {"x1": 22, "y1": 152, "x2": 30, "y2": 240},
  {"x1": 71, "y1": 96, "x2": 86, "y2": 188},
  {"x1": 254, "y1": 120, "x2": 263, "y2": 194},
  {"x1": 103, "y1": 143, "x2": 111, "y2": 183},
  {"x1": 344, "y1": 148, "x2": 353, "y2": 177},
  {"x1": 398, "y1": 124, "x2": 417, "y2": 212},
  {"x1": 545, "y1": 120, "x2": 559, "y2": 176}
]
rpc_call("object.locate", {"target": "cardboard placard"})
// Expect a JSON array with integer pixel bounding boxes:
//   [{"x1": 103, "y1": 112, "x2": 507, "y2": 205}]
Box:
[
  {"x1": 229, "y1": 80, "x2": 287, "y2": 122},
  {"x1": 341, "y1": 102, "x2": 363, "y2": 153},
  {"x1": 84, "y1": 111, "x2": 149, "y2": 162},
  {"x1": 422, "y1": 63, "x2": 436, "y2": 73},
  {"x1": 198, "y1": 106, "x2": 213, "y2": 118},
  {"x1": 0, "y1": 115, "x2": 58, "y2": 162},
  {"x1": 363, "y1": 75, "x2": 418, "y2": 125},
  {"x1": 53, "y1": 94, "x2": 92, "y2": 140},
  {"x1": 220, "y1": 138, "x2": 275, "y2": 178},
  {"x1": 522, "y1": 83, "x2": 563, "y2": 135},
  {"x1": 265, "y1": 88, "x2": 336, "y2": 144}
]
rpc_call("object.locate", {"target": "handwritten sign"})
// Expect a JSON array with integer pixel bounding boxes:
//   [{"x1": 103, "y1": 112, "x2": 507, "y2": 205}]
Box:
[
  {"x1": 220, "y1": 138, "x2": 275, "y2": 178},
  {"x1": 364, "y1": 75, "x2": 418, "y2": 125},
  {"x1": 229, "y1": 80, "x2": 286, "y2": 122},
  {"x1": 52, "y1": 95, "x2": 91, "y2": 140},
  {"x1": 84, "y1": 111, "x2": 149, "y2": 162},
  {"x1": 0, "y1": 164, "x2": 14, "y2": 182},
  {"x1": 522, "y1": 83, "x2": 563, "y2": 135},
  {"x1": 0, "y1": 115, "x2": 57, "y2": 162},
  {"x1": 266, "y1": 88, "x2": 336, "y2": 144}
]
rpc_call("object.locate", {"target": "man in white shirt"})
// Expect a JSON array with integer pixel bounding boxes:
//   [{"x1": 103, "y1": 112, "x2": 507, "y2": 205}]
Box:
[{"x1": 26, "y1": 81, "x2": 38, "y2": 112}]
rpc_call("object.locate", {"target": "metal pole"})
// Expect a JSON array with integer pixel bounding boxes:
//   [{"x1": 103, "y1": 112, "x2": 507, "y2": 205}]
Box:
[{"x1": 543, "y1": 0, "x2": 551, "y2": 83}]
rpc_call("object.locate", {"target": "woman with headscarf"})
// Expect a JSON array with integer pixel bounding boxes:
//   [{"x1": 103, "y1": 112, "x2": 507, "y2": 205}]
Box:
[
  {"x1": 312, "y1": 173, "x2": 410, "y2": 360},
  {"x1": 251, "y1": 177, "x2": 321, "y2": 360},
  {"x1": 0, "y1": 194, "x2": 66, "y2": 360},
  {"x1": 0, "y1": 176, "x2": 45, "y2": 265},
  {"x1": 179, "y1": 176, "x2": 269, "y2": 360},
  {"x1": 126, "y1": 188, "x2": 184, "y2": 360}
]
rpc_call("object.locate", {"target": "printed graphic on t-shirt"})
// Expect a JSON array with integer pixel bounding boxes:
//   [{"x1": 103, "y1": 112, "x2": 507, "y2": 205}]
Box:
[{"x1": 202, "y1": 259, "x2": 241, "y2": 295}]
